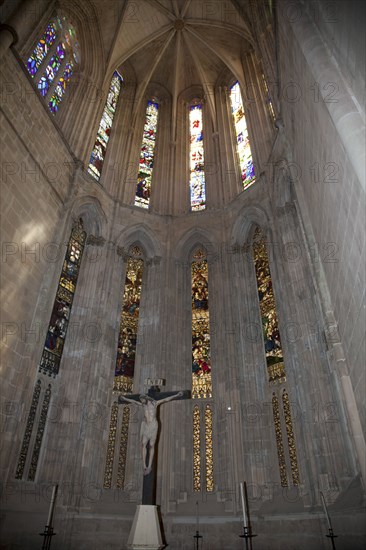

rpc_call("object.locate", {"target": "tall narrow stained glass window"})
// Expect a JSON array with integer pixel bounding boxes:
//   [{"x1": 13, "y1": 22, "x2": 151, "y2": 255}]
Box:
[
  {"x1": 252, "y1": 227, "x2": 300, "y2": 487},
  {"x1": 15, "y1": 380, "x2": 42, "y2": 479},
  {"x1": 26, "y1": 16, "x2": 79, "y2": 114},
  {"x1": 189, "y1": 104, "x2": 206, "y2": 211},
  {"x1": 104, "y1": 246, "x2": 144, "y2": 489},
  {"x1": 135, "y1": 100, "x2": 159, "y2": 208},
  {"x1": 88, "y1": 71, "x2": 123, "y2": 181},
  {"x1": 229, "y1": 82, "x2": 255, "y2": 189},
  {"x1": 113, "y1": 246, "x2": 144, "y2": 393},
  {"x1": 39, "y1": 220, "x2": 86, "y2": 377},
  {"x1": 191, "y1": 248, "x2": 212, "y2": 399},
  {"x1": 192, "y1": 403, "x2": 214, "y2": 492},
  {"x1": 252, "y1": 227, "x2": 285, "y2": 385}
]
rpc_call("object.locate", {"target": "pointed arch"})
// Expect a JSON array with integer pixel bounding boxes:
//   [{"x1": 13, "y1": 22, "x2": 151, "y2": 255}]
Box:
[
  {"x1": 116, "y1": 223, "x2": 163, "y2": 260},
  {"x1": 70, "y1": 195, "x2": 108, "y2": 238},
  {"x1": 231, "y1": 203, "x2": 271, "y2": 247}
]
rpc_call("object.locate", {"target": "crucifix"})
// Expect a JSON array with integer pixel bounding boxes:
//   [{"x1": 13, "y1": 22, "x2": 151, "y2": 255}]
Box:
[{"x1": 118, "y1": 378, "x2": 191, "y2": 506}]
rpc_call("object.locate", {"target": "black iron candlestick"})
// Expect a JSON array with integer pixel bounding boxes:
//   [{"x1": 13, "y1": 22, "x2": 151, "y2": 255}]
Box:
[
  {"x1": 239, "y1": 525, "x2": 257, "y2": 550},
  {"x1": 193, "y1": 530, "x2": 203, "y2": 549},
  {"x1": 326, "y1": 527, "x2": 338, "y2": 549},
  {"x1": 39, "y1": 525, "x2": 56, "y2": 549}
]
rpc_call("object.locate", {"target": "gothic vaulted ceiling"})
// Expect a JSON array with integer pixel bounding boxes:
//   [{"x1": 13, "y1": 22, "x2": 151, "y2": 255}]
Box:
[{"x1": 87, "y1": 0, "x2": 254, "y2": 101}]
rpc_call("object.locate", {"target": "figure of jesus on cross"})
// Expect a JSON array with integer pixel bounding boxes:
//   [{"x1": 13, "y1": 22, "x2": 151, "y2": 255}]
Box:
[
  {"x1": 118, "y1": 379, "x2": 190, "y2": 504},
  {"x1": 121, "y1": 390, "x2": 184, "y2": 475}
]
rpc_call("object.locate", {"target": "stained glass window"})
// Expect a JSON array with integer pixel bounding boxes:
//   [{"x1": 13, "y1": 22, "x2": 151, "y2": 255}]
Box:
[
  {"x1": 39, "y1": 220, "x2": 86, "y2": 377},
  {"x1": 189, "y1": 104, "x2": 206, "y2": 211},
  {"x1": 88, "y1": 71, "x2": 123, "y2": 181},
  {"x1": 193, "y1": 403, "x2": 214, "y2": 492},
  {"x1": 15, "y1": 381, "x2": 42, "y2": 479},
  {"x1": 192, "y1": 248, "x2": 212, "y2": 398},
  {"x1": 27, "y1": 22, "x2": 57, "y2": 76},
  {"x1": 37, "y1": 43, "x2": 66, "y2": 96},
  {"x1": 229, "y1": 82, "x2": 255, "y2": 189},
  {"x1": 193, "y1": 405, "x2": 201, "y2": 491},
  {"x1": 204, "y1": 404, "x2": 214, "y2": 491},
  {"x1": 113, "y1": 246, "x2": 144, "y2": 393},
  {"x1": 252, "y1": 227, "x2": 300, "y2": 486},
  {"x1": 26, "y1": 16, "x2": 79, "y2": 113},
  {"x1": 135, "y1": 101, "x2": 159, "y2": 208},
  {"x1": 48, "y1": 62, "x2": 73, "y2": 113},
  {"x1": 252, "y1": 227, "x2": 286, "y2": 384}
]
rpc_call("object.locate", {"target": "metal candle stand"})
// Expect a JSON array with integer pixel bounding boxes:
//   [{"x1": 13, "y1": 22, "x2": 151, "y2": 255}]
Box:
[
  {"x1": 193, "y1": 530, "x2": 203, "y2": 549},
  {"x1": 326, "y1": 527, "x2": 338, "y2": 549},
  {"x1": 39, "y1": 525, "x2": 56, "y2": 550},
  {"x1": 239, "y1": 525, "x2": 257, "y2": 550}
]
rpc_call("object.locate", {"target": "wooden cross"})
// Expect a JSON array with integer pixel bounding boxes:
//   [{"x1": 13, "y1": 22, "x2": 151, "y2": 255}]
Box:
[{"x1": 118, "y1": 378, "x2": 191, "y2": 505}]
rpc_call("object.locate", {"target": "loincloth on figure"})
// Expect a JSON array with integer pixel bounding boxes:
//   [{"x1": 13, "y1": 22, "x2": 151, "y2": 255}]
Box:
[{"x1": 140, "y1": 418, "x2": 158, "y2": 442}]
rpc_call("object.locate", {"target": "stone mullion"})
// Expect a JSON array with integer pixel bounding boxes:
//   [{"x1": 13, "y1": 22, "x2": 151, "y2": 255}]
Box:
[
  {"x1": 173, "y1": 100, "x2": 189, "y2": 215},
  {"x1": 202, "y1": 98, "x2": 219, "y2": 210},
  {"x1": 148, "y1": 100, "x2": 169, "y2": 214},
  {"x1": 242, "y1": 50, "x2": 274, "y2": 173},
  {"x1": 111, "y1": 83, "x2": 136, "y2": 203},
  {"x1": 65, "y1": 74, "x2": 102, "y2": 163},
  {"x1": 217, "y1": 86, "x2": 240, "y2": 202},
  {"x1": 272, "y1": 203, "x2": 355, "y2": 498},
  {"x1": 54, "y1": 241, "x2": 117, "y2": 502},
  {"x1": 245, "y1": 246, "x2": 273, "y2": 488},
  {"x1": 123, "y1": 101, "x2": 148, "y2": 208}
]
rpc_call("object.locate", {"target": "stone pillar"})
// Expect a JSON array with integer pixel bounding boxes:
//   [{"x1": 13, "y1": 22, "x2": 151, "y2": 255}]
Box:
[{"x1": 0, "y1": 0, "x2": 44, "y2": 59}]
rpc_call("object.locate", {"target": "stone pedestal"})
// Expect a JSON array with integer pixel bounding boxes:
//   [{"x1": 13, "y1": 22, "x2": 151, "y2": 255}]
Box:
[{"x1": 127, "y1": 505, "x2": 165, "y2": 550}]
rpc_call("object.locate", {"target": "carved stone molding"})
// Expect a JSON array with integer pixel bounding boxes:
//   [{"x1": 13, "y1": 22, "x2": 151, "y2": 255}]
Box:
[{"x1": 86, "y1": 234, "x2": 106, "y2": 247}]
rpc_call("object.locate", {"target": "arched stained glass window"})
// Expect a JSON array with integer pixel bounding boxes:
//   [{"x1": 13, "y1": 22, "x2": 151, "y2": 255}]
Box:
[
  {"x1": 252, "y1": 227, "x2": 300, "y2": 487},
  {"x1": 25, "y1": 15, "x2": 79, "y2": 114},
  {"x1": 191, "y1": 248, "x2": 212, "y2": 399},
  {"x1": 135, "y1": 100, "x2": 159, "y2": 208},
  {"x1": 39, "y1": 220, "x2": 86, "y2": 377},
  {"x1": 189, "y1": 104, "x2": 206, "y2": 211},
  {"x1": 114, "y1": 246, "x2": 144, "y2": 393},
  {"x1": 88, "y1": 71, "x2": 123, "y2": 181},
  {"x1": 229, "y1": 82, "x2": 255, "y2": 189}
]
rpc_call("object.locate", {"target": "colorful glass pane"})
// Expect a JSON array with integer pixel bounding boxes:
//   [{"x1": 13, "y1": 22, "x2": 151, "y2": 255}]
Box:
[
  {"x1": 37, "y1": 42, "x2": 65, "y2": 97},
  {"x1": 229, "y1": 82, "x2": 255, "y2": 189},
  {"x1": 48, "y1": 62, "x2": 73, "y2": 113},
  {"x1": 193, "y1": 405, "x2": 201, "y2": 491},
  {"x1": 135, "y1": 101, "x2": 159, "y2": 208},
  {"x1": 88, "y1": 71, "x2": 123, "y2": 181},
  {"x1": 192, "y1": 250, "x2": 212, "y2": 398},
  {"x1": 189, "y1": 105, "x2": 206, "y2": 211},
  {"x1": 26, "y1": 23, "x2": 57, "y2": 76},
  {"x1": 113, "y1": 250, "x2": 144, "y2": 393},
  {"x1": 253, "y1": 227, "x2": 286, "y2": 384},
  {"x1": 39, "y1": 221, "x2": 86, "y2": 377}
]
